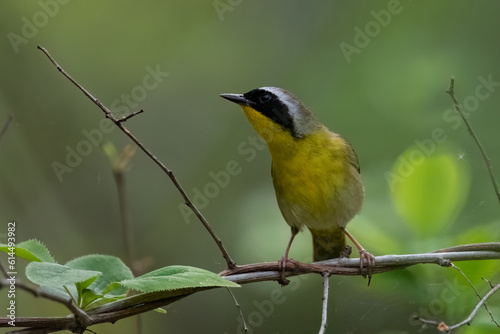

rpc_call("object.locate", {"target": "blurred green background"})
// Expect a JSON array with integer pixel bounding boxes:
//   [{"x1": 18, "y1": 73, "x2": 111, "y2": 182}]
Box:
[{"x1": 1, "y1": 0, "x2": 500, "y2": 333}]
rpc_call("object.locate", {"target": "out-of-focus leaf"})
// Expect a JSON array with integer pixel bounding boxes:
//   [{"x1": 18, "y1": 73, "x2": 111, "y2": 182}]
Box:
[{"x1": 389, "y1": 145, "x2": 470, "y2": 238}]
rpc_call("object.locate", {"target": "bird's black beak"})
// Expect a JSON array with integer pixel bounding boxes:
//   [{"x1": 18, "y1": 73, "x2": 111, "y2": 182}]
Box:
[{"x1": 220, "y1": 93, "x2": 251, "y2": 106}]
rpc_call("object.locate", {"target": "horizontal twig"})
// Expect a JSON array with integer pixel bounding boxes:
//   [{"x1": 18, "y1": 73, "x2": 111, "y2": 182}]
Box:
[
  {"x1": 221, "y1": 248, "x2": 500, "y2": 284},
  {"x1": 2, "y1": 245, "x2": 499, "y2": 333}
]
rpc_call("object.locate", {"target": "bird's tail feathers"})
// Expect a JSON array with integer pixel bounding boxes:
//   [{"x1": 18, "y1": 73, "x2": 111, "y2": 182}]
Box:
[{"x1": 310, "y1": 227, "x2": 346, "y2": 261}]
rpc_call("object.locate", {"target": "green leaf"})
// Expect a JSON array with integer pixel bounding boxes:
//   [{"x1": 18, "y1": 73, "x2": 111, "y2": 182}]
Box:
[
  {"x1": 75, "y1": 275, "x2": 101, "y2": 306},
  {"x1": 76, "y1": 274, "x2": 99, "y2": 291},
  {"x1": 79, "y1": 289, "x2": 104, "y2": 309},
  {"x1": 389, "y1": 145, "x2": 470, "y2": 238},
  {"x1": 65, "y1": 254, "x2": 134, "y2": 296},
  {"x1": 84, "y1": 294, "x2": 124, "y2": 310},
  {"x1": 26, "y1": 262, "x2": 101, "y2": 288},
  {"x1": 102, "y1": 282, "x2": 122, "y2": 295},
  {"x1": 117, "y1": 265, "x2": 239, "y2": 293},
  {"x1": 154, "y1": 308, "x2": 167, "y2": 314},
  {"x1": 0, "y1": 239, "x2": 55, "y2": 263}
]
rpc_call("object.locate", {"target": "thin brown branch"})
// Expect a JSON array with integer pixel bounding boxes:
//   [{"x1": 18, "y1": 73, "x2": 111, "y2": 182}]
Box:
[
  {"x1": 446, "y1": 77, "x2": 500, "y2": 205},
  {"x1": 221, "y1": 246, "x2": 500, "y2": 282},
  {"x1": 484, "y1": 277, "x2": 496, "y2": 289},
  {"x1": 226, "y1": 288, "x2": 248, "y2": 333},
  {"x1": 37, "y1": 45, "x2": 236, "y2": 269},
  {"x1": 433, "y1": 242, "x2": 500, "y2": 253},
  {"x1": 0, "y1": 279, "x2": 92, "y2": 331},
  {"x1": 117, "y1": 109, "x2": 144, "y2": 123},
  {"x1": 0, "y1": 290, "x2": 192, "y2": 333}
]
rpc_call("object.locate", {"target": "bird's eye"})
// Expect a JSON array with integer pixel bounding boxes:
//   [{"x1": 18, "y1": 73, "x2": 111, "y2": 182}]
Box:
[{"x1": 259, "y1": 94, "x2": 272, "y2": 103}]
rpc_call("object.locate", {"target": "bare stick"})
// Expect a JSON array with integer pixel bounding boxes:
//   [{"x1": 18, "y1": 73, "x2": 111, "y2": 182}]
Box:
[
  {"x1": 226, "y1": 288, "x2": 248, "y2": 333},
  {"x1": 451, "y1": 264, "x2": 499, "y2": 326},
  {"x1": 433, "y1": 242, "x2": 500, "y2": 253},
  {"x1": 37, "y1": 45, "x2": 236, "y2": 269},
  {"x1": 118, "y1": 109, "x2": 144, "y2": 123},
  {"x1": 446, "y1": 77, "x2": 500, "y2": 205},
  {"x1": 221, "y1": 246, "x2": 500, "y2": 283},
  {"x1": 318, "y1": 273, "x2": 330, "y2": 334},
  {"x1": 484, "y1": 277, "x2": 496, "y2": 289},
  {"x1": 420, "y1": 282, "x2": 500, "y2": 332}
]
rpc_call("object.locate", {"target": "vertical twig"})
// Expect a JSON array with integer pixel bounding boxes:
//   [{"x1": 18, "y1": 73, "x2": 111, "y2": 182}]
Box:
[
  {"x1": 109, "y1": 144, "x2": 141, "y2": 276},
  {"x1": 446, "y1": 77, "x2": 500, "y2": 205},
  {"x1": 226, "y1": 288, "x2": 248, "y2": 333},
  {"x1": 108, "y1": 144, "x2": 141, "y2": 333},
  {"x1": 37, "y1": 45, "x2": 236, "y2": 269},
  {"x1": 0, "y1": 115, "x2": 13, "y2": 147},
  {"x1": 318, "y1": 273, "x2": 330, "y2": 334}
]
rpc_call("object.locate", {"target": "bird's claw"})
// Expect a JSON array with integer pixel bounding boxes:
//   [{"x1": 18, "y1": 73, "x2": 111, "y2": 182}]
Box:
[
  {"x1": 359, "y1": 249, "x2": 375, "y2": 286},
  {"x1": 278, "y1": 257, "x2": 299, "y2": 286}
]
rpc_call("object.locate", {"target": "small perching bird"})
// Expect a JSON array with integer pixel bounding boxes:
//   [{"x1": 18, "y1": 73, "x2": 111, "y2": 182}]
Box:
[{"x1": 221, "y1": 87, "x2": 374, "y2": 284}]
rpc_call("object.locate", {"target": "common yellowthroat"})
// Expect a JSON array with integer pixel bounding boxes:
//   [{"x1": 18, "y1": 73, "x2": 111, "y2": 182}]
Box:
[{"x1": 221, "y1": 87, "x2": 374, "y2": 283}]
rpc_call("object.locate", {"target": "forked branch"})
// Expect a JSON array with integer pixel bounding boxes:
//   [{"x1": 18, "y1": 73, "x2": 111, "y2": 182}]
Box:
[{"x1": 37, "y1": 45, "x2": 236, "y2": 269}]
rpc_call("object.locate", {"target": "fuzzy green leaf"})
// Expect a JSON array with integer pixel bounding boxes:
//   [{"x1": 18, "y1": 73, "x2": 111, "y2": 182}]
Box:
[
  {"x1": 0, "y1": 239, "x2": 55, "y2": 263},
  {"x1": 26, "y1": 262, "x2": 101, "y2": 287},
  {"x1": 80, "y1": 289, "x2": 104, "y2": 309},
  {"x1": 117, "y1": 265, "x2": 239, "y2": 293},
  {"x1": 65, "y1": 254, "x2": 134, "y2": 296}
]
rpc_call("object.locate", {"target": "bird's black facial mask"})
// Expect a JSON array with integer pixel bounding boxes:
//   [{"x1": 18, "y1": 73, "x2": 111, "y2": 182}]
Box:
[{"x1": 243, "y1": 89, "x2": 298, "y2": 137}]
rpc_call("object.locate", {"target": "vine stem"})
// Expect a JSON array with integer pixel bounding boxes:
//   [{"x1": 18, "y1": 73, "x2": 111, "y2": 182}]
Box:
[{"x1": 1, "y1": 245, "x2": 499, "y2": 332}]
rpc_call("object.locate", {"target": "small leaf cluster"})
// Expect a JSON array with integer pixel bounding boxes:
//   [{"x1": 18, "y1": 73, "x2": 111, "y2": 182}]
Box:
[{"x1": 0, "y1": 240, "x2": 239, "y2": 311}]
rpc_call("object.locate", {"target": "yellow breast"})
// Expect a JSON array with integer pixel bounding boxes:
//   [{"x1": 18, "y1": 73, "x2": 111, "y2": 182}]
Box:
[
  {"x1": 240, "y1": 105, "x2": 364, "y2": 231},
  {"x1": 271, "y1": 129, "x2": 363, "y2": 230}
]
